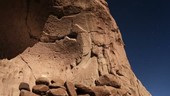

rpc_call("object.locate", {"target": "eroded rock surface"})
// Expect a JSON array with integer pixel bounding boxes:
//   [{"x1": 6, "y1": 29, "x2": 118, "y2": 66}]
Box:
[{"x1": 0, "y1": 0, "x2": 151, "y2": 96}]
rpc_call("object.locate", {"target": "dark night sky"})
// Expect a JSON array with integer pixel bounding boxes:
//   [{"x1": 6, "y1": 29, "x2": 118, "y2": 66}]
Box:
[{"x1": 108, "y1": 0, "x2": 170, "y2": 96}]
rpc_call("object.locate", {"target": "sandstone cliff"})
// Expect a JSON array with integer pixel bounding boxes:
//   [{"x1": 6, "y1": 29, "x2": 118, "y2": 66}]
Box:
[{"x1": 0, "y1": 0, "x2": 151, "y2": 96}]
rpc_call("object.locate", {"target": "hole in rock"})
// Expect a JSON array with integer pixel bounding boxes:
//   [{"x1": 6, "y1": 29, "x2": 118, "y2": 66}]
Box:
[
  {"x1": 90, "y1": 51, "x2": 98, "y2": 58},
  {"x1": 67, "y1": 32, "x2": 78, "y2": 39},
  {"x1": 0, "y1": 0, "x2": 52, "y2": 59}
]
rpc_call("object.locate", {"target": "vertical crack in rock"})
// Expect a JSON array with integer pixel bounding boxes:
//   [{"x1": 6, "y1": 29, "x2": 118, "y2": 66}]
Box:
[{"x1": 20, "y1": 56, "x2": 36, "y2": 80}]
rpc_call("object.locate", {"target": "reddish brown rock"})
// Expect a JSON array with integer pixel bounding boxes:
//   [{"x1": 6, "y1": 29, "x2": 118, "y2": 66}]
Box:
[
  {"x1": 19, "y1": 90, "x2": 38, "y2": 96},
  {"x1": 95, "y1": 74, "x2": 121, "y2": 88},
  {"x1": 32, "y1": 85, "x2": 49, "y2": 95},
  {"x1": 75, "y1": 84, "x2": 95, "y2": 96},
  {"x1": 36, "y1": 77, "x2": 50, "y2": 86},
  {"x1": 91, "y1": 86, "x2": 111, "y2": 96},
  {"x1": 47, "y1": 88, "x2": 68, "y2": 96},
  {"x1": 65, "y1": 81, "x2": 77, "y2": 96},
  {"x1": 49, "y1": 83, "x2": 66, "y2": 89},
  {"x1": 91, "y1": 86, "x2": 118, "y2": 96},
  {"x1": 19, "y1": 82, "x2": 30, "y2": 91}
]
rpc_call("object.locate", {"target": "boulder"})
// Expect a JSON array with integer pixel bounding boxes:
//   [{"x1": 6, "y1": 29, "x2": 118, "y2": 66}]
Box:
[
  {"x1": 47, "y1": 88, "x2": 68, "y2": 96},
  {"x1": 91, "y1": 86, "x2": 118, "y2": 96},
  {"x1": 65, "y1": 81, "x2": 77, "y2": 96},
  {"x1": 75, "y1": 84, "x2": 95, "y2": 96},
  {"x1": 49, "y1": 83, "x2": 66, "y2": 89},
  {"x1": 36, "y1": 77, "x2": 50, "y2": 86},
  {"x1": 32, "y1": 85, "x2": 49, "y2": 95},
  {"x1": 19, "y1": 90, "x2": 38, "y2": 96},
  {"x1": 95, "y1": 74, "x2": 121, "y2": 88},
  {"x1": 19, "y1": 82, "x2": 30, "y2": 91}
]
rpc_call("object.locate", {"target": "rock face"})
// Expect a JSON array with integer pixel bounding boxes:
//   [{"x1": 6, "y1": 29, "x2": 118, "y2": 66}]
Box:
[{"x1": 0, "y1": 0, "x2": 151, "y2": 96}]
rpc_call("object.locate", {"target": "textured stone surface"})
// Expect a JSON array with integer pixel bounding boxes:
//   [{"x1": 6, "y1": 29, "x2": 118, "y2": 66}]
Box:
[
  {"x1": 32, "y1": 85, "x2": 49, "y2": 95},
  {"x1": 19, "y1": 82, "x2": 30, "y2": 91},
  {"x1": 91, "y1": 86, "x2": 115, "y2": 96},
  {"x1": 19, "y1": 90, "x2": 38, "y2": 96},
  {"x1": 47, "y1": 88, "x2": 68, "y2": 96},
  {"x1": 65, "y1": 81, "x2": 77, "y2": 96},
  {"x1": 0, "y1": 0, "x2": 151, "y2": 96},
  {"x1": 95, "y1": 74, "x2": 121, "y2": 88},
  {"x1": 49, "y1": 83, "x2": 66, "y2": 89},
  {"x1": 51, "y1": 78, "x2": 65, "y2": 85},
  {"x1": 75, "y1": 84, "x2": 95, "y2": 95},
  {"x1": 36, "y1": 77, "x2": 50, "y2": 86}
]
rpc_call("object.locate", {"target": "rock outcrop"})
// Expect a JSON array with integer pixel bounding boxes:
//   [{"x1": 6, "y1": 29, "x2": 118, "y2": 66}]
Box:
[{"x1": 0, "y1": 0, "x2": 151, "y2": 96}]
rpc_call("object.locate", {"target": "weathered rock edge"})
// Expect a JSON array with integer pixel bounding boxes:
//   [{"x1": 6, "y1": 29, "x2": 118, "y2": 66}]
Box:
[{"x1": 0, "y1": 0, "x2": 151, "y2": 96}]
